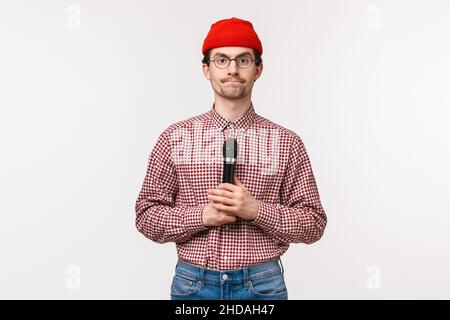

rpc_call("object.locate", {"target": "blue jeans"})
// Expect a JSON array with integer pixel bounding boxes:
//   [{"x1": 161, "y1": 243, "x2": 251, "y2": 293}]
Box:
[{"x1": 170, "y1": 258, "x2": 288, "y2": 300}]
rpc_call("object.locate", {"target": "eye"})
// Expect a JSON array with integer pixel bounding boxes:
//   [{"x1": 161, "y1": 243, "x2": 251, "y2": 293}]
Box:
[
  {"x1": 217, "y1": 58, "x2": 227, "y2": 64},
  {"x1": 238, "y1": 56, "x2": 252, "y2": 67}
]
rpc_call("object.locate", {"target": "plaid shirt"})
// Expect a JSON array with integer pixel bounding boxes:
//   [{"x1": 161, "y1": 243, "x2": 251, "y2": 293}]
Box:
[{"x1": 135, "y1": 103, "x2": 327, "y2": 271}]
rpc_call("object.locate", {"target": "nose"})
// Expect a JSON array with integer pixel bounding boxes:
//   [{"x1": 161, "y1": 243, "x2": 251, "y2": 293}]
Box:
[{"x1": 227, "y1": 59, "x2": 239, "y2": 75}]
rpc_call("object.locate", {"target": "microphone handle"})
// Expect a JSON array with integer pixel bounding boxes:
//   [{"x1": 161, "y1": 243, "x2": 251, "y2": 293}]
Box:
[{"x1": 223, "y1": 163, "x2": 235, "y2": 184}]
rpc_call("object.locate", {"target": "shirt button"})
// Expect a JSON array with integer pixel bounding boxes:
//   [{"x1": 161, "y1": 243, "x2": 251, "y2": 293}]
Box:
[
  {"x1": 222, "y1": 274, "x2": 228, "y2": 280},
  {"x1": 223, "y1": 255, "x2": 228, "y2": 261},
  {"x1": 223, "y1": 225, "x2": 229, "y2": 230}
]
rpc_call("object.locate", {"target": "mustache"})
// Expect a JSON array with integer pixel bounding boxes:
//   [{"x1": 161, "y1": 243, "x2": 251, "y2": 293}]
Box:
[{"x1": 222, "y1": 78, "x2": 244, "y2": 83}]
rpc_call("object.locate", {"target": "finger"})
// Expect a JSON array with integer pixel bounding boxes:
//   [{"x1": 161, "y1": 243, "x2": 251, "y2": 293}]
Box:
[
  {"x1": 207, "y1": 188, "x2": 235, "y2": 199},
  {"x1": 222, "y1": 215, "x2": 236, "y2": 224},
  {"x1": 207, "y1": 194, "x2": 238, "y2": 206},
  {"x1": 217, "y1": 210, "x2": 234, "y2": 217},
  {"x1": 234, "y1": 176, "x2": 246, "y2": 190},
  {"x1": 216, "y1": 183, "x2": 241, "y2": 192},
  {"x1": 207, "y1": 188, "x2": 235, "y2": 198},
  {"x1": 212, "y1": 202, "x2": 238, "y2": 214}
]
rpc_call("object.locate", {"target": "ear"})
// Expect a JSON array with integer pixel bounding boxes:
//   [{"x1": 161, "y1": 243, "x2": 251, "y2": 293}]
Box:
[
  {"x1": 202, "y1": 63, "x2": 211, "y2": 81},
  {"x1": 254, "y1": 62, "x2": 263, "y2": 81}
]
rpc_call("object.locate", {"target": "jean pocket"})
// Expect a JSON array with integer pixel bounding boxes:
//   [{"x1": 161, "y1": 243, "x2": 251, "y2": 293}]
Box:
[
  {"x1": 170, "y1": 274, "x2": 200, "y2": 297},
  {"x1": 248, "y1": 274, "x2": 288, "y2": 299}
]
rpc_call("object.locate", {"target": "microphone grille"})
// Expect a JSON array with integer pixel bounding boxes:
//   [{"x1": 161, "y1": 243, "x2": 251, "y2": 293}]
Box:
[{"x1": 223, "y1": 138, "x2": 238, "y2": 159}]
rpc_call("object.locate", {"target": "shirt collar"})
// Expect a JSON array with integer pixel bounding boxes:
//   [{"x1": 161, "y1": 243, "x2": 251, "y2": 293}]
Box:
[{"x1": 209, "y1": 102, "x2": 257, "y2": 132}]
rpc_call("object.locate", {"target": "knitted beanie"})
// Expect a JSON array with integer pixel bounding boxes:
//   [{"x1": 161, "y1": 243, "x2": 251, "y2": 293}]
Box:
[{"x1": 202, "y1": 17, "x2": 263, "y2": 56}]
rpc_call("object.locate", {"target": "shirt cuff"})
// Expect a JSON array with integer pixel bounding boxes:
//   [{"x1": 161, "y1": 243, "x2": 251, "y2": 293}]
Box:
[
  {"x1": 249, "y1": 200, "x2": 278, "y2": 230},
  {"x1": 183, "y1": 204, "x2": 210, "y2": 234}
]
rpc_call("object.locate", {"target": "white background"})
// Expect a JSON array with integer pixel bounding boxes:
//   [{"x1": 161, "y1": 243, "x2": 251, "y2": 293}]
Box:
[{"x1": 0, "y1": 0, "x2": 449, "y2": 299}]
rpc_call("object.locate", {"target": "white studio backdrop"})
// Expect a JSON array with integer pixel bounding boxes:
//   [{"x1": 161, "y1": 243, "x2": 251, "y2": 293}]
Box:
[{"x1": 0, "y1": 0, "x2": 449, "y2": 299}]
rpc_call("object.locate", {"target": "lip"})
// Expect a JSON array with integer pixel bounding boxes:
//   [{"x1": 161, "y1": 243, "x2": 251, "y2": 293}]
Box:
[{"x1": 224, "y1": 80, "x2": 242, "y2": 83}]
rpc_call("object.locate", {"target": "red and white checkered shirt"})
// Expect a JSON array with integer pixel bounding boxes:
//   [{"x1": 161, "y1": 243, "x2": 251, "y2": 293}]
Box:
[{"x1": 135, "y1": 103, "x2": 327, "y2": 271}]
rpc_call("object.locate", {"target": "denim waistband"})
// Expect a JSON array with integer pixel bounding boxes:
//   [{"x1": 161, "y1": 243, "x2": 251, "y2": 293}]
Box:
[{"x1": 174, "y1": 258, "x2": 284, "y2": 285}]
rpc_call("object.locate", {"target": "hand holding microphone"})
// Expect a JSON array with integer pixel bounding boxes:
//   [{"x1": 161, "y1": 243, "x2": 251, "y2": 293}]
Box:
[
  {"x1": 202, "y1": 138, "x2": 260, "y2": 226},
  {"x1": 202, "y1": 138, "x2": 238, "y2": 227}
]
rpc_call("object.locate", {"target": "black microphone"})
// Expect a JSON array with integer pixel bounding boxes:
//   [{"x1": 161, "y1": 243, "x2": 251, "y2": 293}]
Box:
[{"x1": 223, "y1": 138, "x2": 238, "y2": 184}]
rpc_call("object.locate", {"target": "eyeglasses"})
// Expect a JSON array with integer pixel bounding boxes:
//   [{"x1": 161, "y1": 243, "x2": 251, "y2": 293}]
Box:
[{"x1": 209, "y1": 56, "x2": 255, "y2": 69}]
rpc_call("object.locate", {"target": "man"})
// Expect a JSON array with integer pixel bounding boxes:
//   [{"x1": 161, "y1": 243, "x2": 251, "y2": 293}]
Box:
[{"x1": 135, "y1": 17, "x2": 327, "y2": 300}]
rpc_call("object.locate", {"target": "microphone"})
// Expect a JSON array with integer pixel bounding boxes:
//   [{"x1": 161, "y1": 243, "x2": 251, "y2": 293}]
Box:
[{"x1": 223, "y1": 138, "x2": 237, "y2": 184}]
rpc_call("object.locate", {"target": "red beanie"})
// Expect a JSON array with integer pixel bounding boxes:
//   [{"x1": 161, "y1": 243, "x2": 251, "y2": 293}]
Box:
[{"x1": 202, "y1": 17, "x2": 263, "y2": 56}]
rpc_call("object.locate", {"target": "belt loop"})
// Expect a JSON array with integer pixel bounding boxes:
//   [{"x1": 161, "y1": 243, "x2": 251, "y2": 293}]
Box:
[
  {"x1": 199, "y1": 266, "x2": 205, "y2": 287},
  {"x1": 278, "y1": 258, "x2": 284, "y2": 276},
  {"x1": 243, "y1": 267, "x2": 249, "y2": 288}
]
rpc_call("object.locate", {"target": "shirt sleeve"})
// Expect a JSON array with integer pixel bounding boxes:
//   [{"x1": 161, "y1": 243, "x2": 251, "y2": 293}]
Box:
[
  {"x1": 135, "y1": 129, "x2": 209, "y2": 244},
  {"x1": 250, "y1": 134, "x2": 327, "y2": 244}
]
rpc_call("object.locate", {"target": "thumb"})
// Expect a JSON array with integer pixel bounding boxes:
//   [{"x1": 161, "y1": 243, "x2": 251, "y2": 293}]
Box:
[{"x1": 234, "y1": 176, "x2": 245, "y2": 189}]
